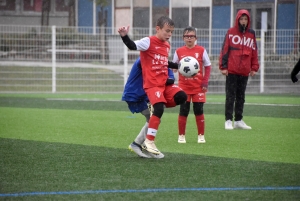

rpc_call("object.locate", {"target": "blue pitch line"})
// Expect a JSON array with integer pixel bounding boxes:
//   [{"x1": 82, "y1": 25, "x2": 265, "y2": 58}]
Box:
[{"x1": 1, "y1": 186, "x2": 300, "y2": 197}]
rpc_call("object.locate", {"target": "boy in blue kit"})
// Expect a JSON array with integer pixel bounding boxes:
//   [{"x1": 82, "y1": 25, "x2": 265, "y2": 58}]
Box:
[{"x1": 122, "y1": 57, "x2": 176, "y2": 159}]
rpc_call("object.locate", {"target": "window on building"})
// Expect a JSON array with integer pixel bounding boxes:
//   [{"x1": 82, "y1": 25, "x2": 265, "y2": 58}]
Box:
[
  {"x1": 133, "y1": 7, "x2": 149, "y2": 28},
  {"x1": 0, "y1": 0, "x2": 15, "y2": 10},
  {"x1": 192, "y1": 7, "x2": 209, "y2": 29},
  {"x1": 172, "y1": 8, "x2": 189, "y2": 29},
  {"x1": 24, "y1": 0, "x2": 34, "y2": 10},
  {"x1": 133, "y1": 0, "x2": 150, "y2": 28},
  {"x1": 55, "y1": 0, "x2": 69, "y2": 12},
  {"x1": 255, "y1": 8, "x2": 272, "y2": 30},
  {"x1": 152, "y1": 7, "x2": 169, "y2": 27}
]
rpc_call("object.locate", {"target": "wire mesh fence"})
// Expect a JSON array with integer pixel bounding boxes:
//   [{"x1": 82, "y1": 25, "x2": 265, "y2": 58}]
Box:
[{"x1": 0, "y1": 25, "x2": 299, "y2": 94}]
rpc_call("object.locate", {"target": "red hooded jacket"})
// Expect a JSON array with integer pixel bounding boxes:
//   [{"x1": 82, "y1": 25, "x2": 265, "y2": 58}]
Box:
[{"x1": 219, "y1": 10, "x2": 259, "y2": 76}]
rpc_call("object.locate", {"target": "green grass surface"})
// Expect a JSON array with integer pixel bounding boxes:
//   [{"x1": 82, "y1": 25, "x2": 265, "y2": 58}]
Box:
[
  {"x1": 1, "y1": 93, "x2": 300, "y2": 105},
  {"x1": 0, "y1": 94, "x2": 300, "y2": 200}
]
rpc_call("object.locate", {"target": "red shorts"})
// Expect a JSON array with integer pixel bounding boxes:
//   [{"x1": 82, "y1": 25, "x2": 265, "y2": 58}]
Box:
[
  {"x1": 145, "y1": 84, "x2": 183, "y2": 108},
  {"x1": 186, "y1": 92, "x2": 206, "y2": 103}
]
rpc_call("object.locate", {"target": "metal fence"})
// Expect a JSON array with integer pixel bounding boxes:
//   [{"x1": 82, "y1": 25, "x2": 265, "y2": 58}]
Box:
[{"x1": 0, "y1": 25, "x2": 299, "y2": 94}]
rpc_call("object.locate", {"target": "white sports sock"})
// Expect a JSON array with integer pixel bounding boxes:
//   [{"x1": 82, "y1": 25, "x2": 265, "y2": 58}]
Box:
[{"x1": 134, "y1": 122, "x2": 148, "y2": 145}]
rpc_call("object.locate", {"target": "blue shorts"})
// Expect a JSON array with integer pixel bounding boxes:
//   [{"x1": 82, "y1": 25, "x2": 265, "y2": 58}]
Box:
[{"x1": 126, "y1": 100, "x2": 148, "y2": 114}]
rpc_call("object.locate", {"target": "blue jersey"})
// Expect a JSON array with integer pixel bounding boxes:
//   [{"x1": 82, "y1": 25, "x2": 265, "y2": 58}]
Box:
[
  {"x1": 122, "y1": 58, "x2": 175, "y2": 102},
  {"x1": 122, "y1": 58, "x2": 175, "y2": 113},
  {"x1": 122, "y1": 58, "x2": 147, "y2": 102}
]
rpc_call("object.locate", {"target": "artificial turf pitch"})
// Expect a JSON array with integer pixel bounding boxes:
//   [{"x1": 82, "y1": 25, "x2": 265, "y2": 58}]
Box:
[{"x1": 0, "y1": 94, "x2": 299, "y2": 200}]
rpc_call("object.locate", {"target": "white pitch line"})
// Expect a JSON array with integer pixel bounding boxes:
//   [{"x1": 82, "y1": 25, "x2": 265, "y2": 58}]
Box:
[
  {"x1": 46, "y1": 98, "x2": 121, "y2": 102},
  {"x1": 45, "y1": 98, "x2": 300, "y2": 107},
  {"x1": 208, "y1": 102, "x2": 300, "y2": 107}
]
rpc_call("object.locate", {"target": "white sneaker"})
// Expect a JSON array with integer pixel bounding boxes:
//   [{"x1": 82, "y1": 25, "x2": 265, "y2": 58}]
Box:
[
  {"x1": 128, "y1": 142, "x2": 151, "y2": 158},
  {"x1": 198, "y1": 135, "x2": 206, "y2": 143},
  {"x1": 178, "y1": 135, "x2": 186, "y2": 143},
  {"x1": 143, "y1": 150, "x2": 165, "y2": 159},
  {"x1": 143, "y1": 138, "x2": 161, "y2": 154},
  {"x1": 234, "y1": 120, "x2": 252, "y2": 129},
  {"x1": 225, "y1": 120, "x2": 233, "y2": 130}
]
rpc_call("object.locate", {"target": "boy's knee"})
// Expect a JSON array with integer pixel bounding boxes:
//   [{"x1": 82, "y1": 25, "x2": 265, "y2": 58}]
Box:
[
  {"x1": 153, "y1": 102, "x2": 164, "y2": 118},
  {"x1": 174, "y1": 91, "x2": 187, "y2": 105}
]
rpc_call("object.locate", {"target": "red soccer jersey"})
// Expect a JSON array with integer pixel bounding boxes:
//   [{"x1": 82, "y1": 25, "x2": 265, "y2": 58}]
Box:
[
  {"x1": 139, "y1": 36, "x2": 170, "y2": 89},
  {"x1": 175, "y1": 45, "x2": 206, "y2": 93}
]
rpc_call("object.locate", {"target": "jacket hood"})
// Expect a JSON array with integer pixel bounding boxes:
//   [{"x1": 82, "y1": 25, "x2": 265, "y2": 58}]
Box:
[{"x1": 235, "y1": 9, "x2": 251, "y2": 30}]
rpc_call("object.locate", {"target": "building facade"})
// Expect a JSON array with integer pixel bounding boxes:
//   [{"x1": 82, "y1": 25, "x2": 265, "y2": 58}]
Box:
[{"x1": 0, "y1": 0, "x2": 298, "y2": 30}]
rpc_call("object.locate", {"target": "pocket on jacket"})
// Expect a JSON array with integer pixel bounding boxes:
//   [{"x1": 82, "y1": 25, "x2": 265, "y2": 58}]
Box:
[{"x1": 242, "y1": 49, "x2": 251, "y2": 56}]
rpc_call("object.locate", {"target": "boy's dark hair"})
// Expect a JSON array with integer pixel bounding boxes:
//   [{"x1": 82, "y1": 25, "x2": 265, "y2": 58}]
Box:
[
  {"x1": 240, "y1": 14, "x2": 248, "y2": 20},
  {"x1": 183, "y1": 26, "x2": 196, "y2": 35},
  {"x1": 156, "y1": 16, "x2": 175, "y2": 28}
]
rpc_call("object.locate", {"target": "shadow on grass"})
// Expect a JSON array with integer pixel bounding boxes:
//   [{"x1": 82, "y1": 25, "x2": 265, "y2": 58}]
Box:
[{"x1": 1, "y1": 138, "x2": 300, "y2": 201}]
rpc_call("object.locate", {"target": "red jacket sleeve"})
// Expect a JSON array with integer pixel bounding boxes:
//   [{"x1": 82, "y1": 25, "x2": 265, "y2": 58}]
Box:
[{"x1": 219, "y1": 32, "x2": 230, "y2": 70}]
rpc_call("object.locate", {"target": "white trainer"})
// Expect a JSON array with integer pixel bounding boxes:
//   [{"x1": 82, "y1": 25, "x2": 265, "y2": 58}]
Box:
[
  {"x1": 178, "y1": 135, "x2": 186, "y2": 143},
  {"x1": 128, "y1": 142, "x2": 151, "y2": 158},
  {"x1": 198, "y1": 135, "x2": 206, "y2": 143},
  {"x1": 225, "y1": 120, "x2": 233, "y2": 130},
  {"x1": 234, "y1": 120, "x2": 252, "y2": 129},
  {"x1": 143, "y1": 138, "x2": 161, "y2": 154},
  {"x1": 143, "y1": 150, "x2": 165, "y2": 159}
]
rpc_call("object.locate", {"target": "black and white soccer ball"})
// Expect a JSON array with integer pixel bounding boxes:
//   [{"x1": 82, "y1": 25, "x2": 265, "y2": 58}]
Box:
[{"x1": 178, "y1": 56, "x2": 200, "y2": 77}]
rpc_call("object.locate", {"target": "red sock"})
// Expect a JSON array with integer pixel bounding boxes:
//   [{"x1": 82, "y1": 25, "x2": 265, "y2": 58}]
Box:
[
  {"x1": 195, "y1": 114, "x2": 205, "y2": 135},
  {"x1": 178, "y1": 115, "x2": 187, "y2": 135},
  {"x1": 146, "y1": 115, "x2": 160, "y2": 140}
]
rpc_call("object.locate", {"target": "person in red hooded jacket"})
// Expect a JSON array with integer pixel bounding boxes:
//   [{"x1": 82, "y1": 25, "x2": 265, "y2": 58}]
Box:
[{"x1": 219, "y1": 9, "x2": 259, "y2": 130}]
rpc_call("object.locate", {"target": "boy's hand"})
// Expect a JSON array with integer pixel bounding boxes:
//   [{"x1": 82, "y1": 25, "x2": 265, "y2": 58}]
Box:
[
  {"x1": 221, "y1": 69, "x2": 228, "y2": 76},
  {"x1": 201, "y1": 83, "x2": 208, "y2": 92},
  {"x1": 250, "y1": 71, "x2": 256, "y2": 76},
  {"x1": 291, "y1": 75, "x2": 298, "y2": 83},
  {"x1": 118, "y1": 26, "x2": 129, "y2": 37}
]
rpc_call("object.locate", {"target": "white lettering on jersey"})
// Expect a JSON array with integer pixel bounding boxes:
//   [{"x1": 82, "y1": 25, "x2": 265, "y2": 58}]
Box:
[
  {"x1": 152, "y1": 54, "x2": 168, "y2": 68},
  {"x1": 228, "y1": 34, "x2": 256, "y2": 50},
  {"x1": 154, "y1": 54, "x2": 161, "y2": 60}
]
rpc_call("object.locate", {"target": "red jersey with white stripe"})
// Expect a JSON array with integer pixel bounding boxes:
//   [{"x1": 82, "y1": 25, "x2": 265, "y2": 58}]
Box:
[
  {"x1": 173, "y1": 45, "x2": 211, "y2": 93},
  {"x1": 134, "y1": 36, "x2": 170, "y2": 89}
]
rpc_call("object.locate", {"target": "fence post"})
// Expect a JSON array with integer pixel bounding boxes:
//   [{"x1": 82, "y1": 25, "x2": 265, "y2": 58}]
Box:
[
  {"x1": 52, "y1": 26, "x2": 56, "y2": 93},
  {"x1": 260, "y1": 31, "x2": 265, "y2": 93},
  {"x1": 260, "y1": 12, "x2": 267, "y2": 93}
]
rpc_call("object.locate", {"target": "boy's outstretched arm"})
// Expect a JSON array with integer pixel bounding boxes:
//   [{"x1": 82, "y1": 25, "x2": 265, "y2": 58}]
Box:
[
  {"x1": 291, "y1": 58, "x2": 300, "y2": 83},
  {"x1": 167, "y1": 61, "x2": 178, "y2": 69},
  {"x1": 118, "y1": 26, "x2": 137, "y2": 50}
]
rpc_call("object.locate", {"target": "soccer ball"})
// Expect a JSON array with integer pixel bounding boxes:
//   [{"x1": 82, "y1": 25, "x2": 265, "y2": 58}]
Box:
[{"x1": 178, "y1": 56, "x2": 200, "y2": 77}]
